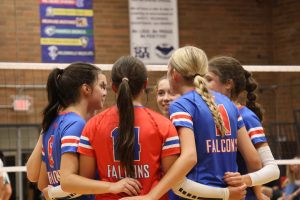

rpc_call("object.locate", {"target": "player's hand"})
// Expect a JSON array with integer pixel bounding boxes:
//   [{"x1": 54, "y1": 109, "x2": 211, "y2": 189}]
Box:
[
  {"x1": 223, "y1": 172, "x2": 244, "y2": 187},
  {"x1": 228, "y1": 183, "x2": 247, "y2": 200},
  {"x1": 109, "y1": 177, "x2": 142, "y2": 196}
]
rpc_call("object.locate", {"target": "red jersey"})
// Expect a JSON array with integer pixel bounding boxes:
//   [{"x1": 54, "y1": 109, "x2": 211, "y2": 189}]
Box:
[{"x1": 78, "y1": 106, "x2": 180, "y2": 200}]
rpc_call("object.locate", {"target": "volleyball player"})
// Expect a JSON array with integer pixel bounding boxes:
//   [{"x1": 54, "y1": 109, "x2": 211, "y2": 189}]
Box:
[
  {"x1": 206, "y1": 56, "x2": 280, "y2": 199},
  {"x1": 58, "y1": 56, "x2": 181, "y2": 200},
  {"x1": 121, "y1": 46, "x2": 262, "y2": 200},
  {"x1": 36, "y1": 62, "x2": 125, "y2": 199},
  {"x1": 155, "y1": 75, "x2": 180, "y2": 117}
]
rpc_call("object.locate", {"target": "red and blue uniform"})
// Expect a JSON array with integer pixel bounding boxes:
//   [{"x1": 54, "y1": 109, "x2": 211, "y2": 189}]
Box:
[
  {"x1": 42, "y1": 112, "x2": 93, "y2": 200},
  {"x1": 168, "y1": 90, "x2": 244, "y2": 199},
  {"x1": 78, "y1": 106, "x2": 181, "y2": 200},
  {"x1": 237, "y1": 106, "x2": 267, "y2": 200}
]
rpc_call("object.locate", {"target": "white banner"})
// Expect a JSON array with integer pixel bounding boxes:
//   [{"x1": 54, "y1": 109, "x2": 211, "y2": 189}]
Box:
[{"x1": 129, "y1": 0, "x2": 179, "y2": 64}]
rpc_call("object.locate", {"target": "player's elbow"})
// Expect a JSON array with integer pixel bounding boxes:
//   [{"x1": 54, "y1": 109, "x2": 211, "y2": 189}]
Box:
[
  {"x1": 271, "y1": 164, "x2": 280, "y2": 180},
  {"x1": 248, "y1": 156, "x2": 262, "y2": 172},
  {"x1": 181, "y1": 151, "x2": 197, "y2": 169},
  {"x1": 37, "y1": 180, "x2": 46, "y2": 192},
  {"x1": 26, "y1": 168, "x2": 39, "y2": 182},
  {"x1": 60, "y1": 176, "x2": 73, "y2": 193},
  {"x1": 27, "y1": 174, "x2": 39, "y2": 183},
  {"x1": 60, "y1": 177, "x2": 68, "y2": 192}
]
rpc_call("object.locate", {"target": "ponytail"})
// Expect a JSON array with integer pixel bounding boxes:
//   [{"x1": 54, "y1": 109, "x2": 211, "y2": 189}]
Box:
[
  {"x1": 194, "y1": 75, "x2": 227, "y2": 136},
  {"x1": 116, "y1": 78, "x2": 135, "y2": 177},
  {"x1": 244, "y1": 70, "x2": 264, "y2": 121},
  {"x1": 42, "y1": 68, "x2": 64, "y2": 132},
  {"x1": 111, "y1": 56, "x2": 147, "y2": 178}
]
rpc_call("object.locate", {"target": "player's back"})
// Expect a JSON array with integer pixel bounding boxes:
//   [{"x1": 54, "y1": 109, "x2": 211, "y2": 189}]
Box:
[
  {"x1": 80, "y1": 106, "x2": 180, "y2": 200},
  {"x1": 170, "y1": 90, "x2": 243, "y2": 188},
  {"x1": 42, "y1": 112, "x2": 86, "y2": 186}
]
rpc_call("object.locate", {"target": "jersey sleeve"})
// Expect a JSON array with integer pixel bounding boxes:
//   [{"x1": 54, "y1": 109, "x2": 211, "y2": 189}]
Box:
[
  {"x1": 42, "y1": 145, "x2": 46, "y2": 162},
  {"x1": 233, "y1": 104, "x2": 244, "y2": 130},
  {"x1": 77, "y1": 119, "x2": 95, "y2": 157},
  {"x1": 60, "y1": 119, "x2": 85, "y2": 154},
  {"x1": 244, "y1": 114, "x2": 267, "y2": 145},
  {"x1": 161, "y1": 122, "x2": 181, "y2": 158},
  {"x1": 237, "y1": 113, "x2": 245, "y2": 130},
  {"x1": 169, "y1": 101, "x2": 194, "y2": 131}
]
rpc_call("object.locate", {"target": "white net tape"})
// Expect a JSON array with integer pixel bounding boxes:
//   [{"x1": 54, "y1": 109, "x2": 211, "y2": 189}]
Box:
[
  {"x1": 0, "y1": 62, "x2": 300, "y2": 72},
  {"x1": 1, "y1": 159, "x2": 300, "y2": 173}
]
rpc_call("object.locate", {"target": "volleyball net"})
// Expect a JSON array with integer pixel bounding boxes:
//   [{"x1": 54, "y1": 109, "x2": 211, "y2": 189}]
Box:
[{"x1": 0, "y1": 62, "x2": 300, "y2": 199}]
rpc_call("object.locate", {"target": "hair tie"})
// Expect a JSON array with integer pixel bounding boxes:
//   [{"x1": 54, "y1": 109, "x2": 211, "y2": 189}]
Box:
[
  {"x1": 57, "y1": 69, "x2": 64, "y2": 80},
  {"x1": 194, "y1": 73, "x2": 203, "y2": 78},
  {"x1": 122, "y1": 77, "x2": 129, "y2": 82}
]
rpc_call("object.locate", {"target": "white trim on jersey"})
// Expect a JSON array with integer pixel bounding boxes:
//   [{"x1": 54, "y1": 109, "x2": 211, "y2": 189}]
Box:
[
  {"x1": 61, "y1": 143, "x2": 79, "y2": 148},
  {"x1": 61, "y1": 136, "x2": 80, "y2": 141},
  {"x1": 78, "y1": 143, "x2": 93, "y2": 149},
  {"x1": 170, "y1": 112, "x2": 192, "y2": 119},
  {"x1": 238, "y1": 116, "x2": 243, "y2": 121},
  {"x1": 250, "y1": 134, "x2": 266, "y2": 139},
  {"x1": 170, "y1": 112, "x2": 193, "y2": 125},
  {"x1": 165, "y1": 136, "x2": 179, "y2": 142},
  {"x1": 248, "y1": 127, "x2": 264, "y2": 133},
  {"x1": 80, "y1": 135, "x2": 90, "y2": 141},
  {"x1": 172, "y1": 118, "x2": 193, "y2": 125},
  {"x1": 162, "y1": 144, "x2": 180, "y2": 150}
]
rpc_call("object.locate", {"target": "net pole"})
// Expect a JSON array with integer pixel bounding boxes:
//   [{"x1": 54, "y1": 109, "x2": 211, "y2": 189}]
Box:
[{"x1": 17, "y1": 128, "x2": 23, "y2": 200}]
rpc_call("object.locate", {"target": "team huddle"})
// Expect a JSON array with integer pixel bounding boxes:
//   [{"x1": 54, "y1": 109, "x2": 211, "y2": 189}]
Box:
[{"x1": 26, "y1": 46, "x2": 280, "y2": 200}]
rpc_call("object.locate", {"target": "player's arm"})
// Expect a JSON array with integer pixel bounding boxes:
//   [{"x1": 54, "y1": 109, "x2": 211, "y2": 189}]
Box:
[
  {"x1": 172, "y1": 177, "x2": 247, "y2": 200},
  {"x1": 139, "y1": 127, "x2": 198, "y2": 200},
  {"x1": 234, "y1": 126, "x2": 262, "y2": 187},
  {"x1": 0, "y1": 174, "x2": 3, "y2": 196},
  {"x1": 0, "y1": 160, "x2": 4, "y2": 197},
  {"x1": 250, "y1": 142, "x2": 280, "y2": 200},
  {"x1": 252, "y1": 140, "x2": 280, "y2": 184},
  {"x1": 60, "y1": 152, "x2": 141, "y2": 195},
  {"x1": 26, "y1": 134, "x2": 43, "y2": 182},
  {"x1": 37, "y1": 161, "x2": 49, "y2": 191}
]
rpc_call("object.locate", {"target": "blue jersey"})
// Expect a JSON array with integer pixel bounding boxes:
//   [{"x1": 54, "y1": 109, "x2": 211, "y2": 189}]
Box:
[
  {"x1": 169, "y1": 90, "x2": 244, "y2": 188},
  {"x1": 236, "y1": 106, "x2": 267, "y2": 200},
  {"x1": 42, "y1": 112, "x2": 93, "y2": 200}
]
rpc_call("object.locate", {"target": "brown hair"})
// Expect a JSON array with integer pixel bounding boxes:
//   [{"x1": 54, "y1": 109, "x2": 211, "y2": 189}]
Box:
[
  {"x1": 209, "y1": 56, "x2": 264, "y2": 121},
  {"x1": 42, "y1": 62, "x2": 102, "y2": 132},
  {"x1": 111, "y1": 56, "x2": 147, "y2": 177}
]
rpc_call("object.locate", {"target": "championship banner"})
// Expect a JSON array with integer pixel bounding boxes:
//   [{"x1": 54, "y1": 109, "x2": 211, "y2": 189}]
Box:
[
  {"x1": 129, "y1": 0, "x2": 179, "y2": 64},
  {"x1": 40, "y1": 0, "x2": 95, "y2": 63}
]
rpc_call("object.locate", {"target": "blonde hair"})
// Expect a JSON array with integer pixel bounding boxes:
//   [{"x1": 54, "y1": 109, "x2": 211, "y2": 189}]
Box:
[
  {"x1": 286, "y1": 156, "x2": 300, "y2": 183},
  {"x1": 169, "y1": 46, "x2": 227, "y2": 136}
]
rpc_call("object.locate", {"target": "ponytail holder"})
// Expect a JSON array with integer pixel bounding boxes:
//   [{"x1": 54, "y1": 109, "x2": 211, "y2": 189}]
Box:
[
  {"x1": 57, "y1": 69, "x2": 64, "y2": 80},
  {"x1": 122, "y1": 77, "x2": 129, "y2": 82}
]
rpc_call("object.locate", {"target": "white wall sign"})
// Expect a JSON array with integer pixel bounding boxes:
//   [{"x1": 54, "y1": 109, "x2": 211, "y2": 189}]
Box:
[{"x1": 129, "y1": 0, "x2": 179, "y2": 64}]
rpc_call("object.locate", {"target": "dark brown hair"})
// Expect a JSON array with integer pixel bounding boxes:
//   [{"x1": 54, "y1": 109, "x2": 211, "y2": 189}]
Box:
[
  {"x1": 209, "y1": 56, "x2": 264, "y2": 121},
  {"x1": 111, "y1": 56, "x2": 147, "y2": 177},
  {"x1": 42, "y1": 62, "x2": 102, "y2": 132}
]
